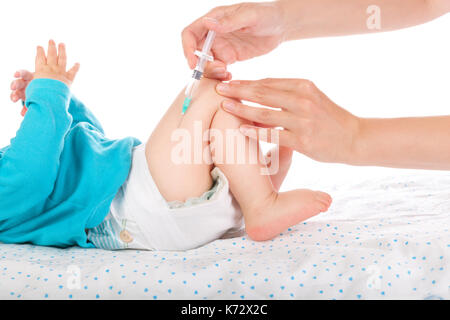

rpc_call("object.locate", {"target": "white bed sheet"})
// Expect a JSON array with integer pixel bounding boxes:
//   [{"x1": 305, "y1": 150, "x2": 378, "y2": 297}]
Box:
[{"x1": 1, "y1": 171, "x2": 449, "y2": 300}]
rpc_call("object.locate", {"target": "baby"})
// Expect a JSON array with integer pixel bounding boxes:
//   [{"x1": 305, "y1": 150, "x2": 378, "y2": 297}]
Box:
[{"x1": 1, "y1": 40, "x2": 331, "y2": 250}]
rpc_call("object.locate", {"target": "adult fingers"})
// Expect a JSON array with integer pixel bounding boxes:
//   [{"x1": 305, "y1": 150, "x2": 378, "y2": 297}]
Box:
[
  {"x1": 239, "y1": 125, "x2": 299, "y2": 149},
  {"x1": 203, "y1": 60, "x2": 232, "y2": 81},
  {"x1": 58, "y1": 43, "x2": 67, "y2": 69},
  {"x1": 203, "y1": 4, "x2": 257, "y2": 34},
  {"x1": 203, "y1": 5, "x2": 256, "y2": 65},
  {"x1": 47, "y1": 40, "x2": 57, "y2": 65},
  {"x1": 182, "y1": 23, "x2": 203, "y2": 69},
  {"x1": 221, "y1": 100, "x2": 293, "y2": 128},
  {"x1": 210, "y1": 42, "x2": 238, "y2": 66},
  {"x1": 216, "y1": 81, "x2": 298, "y2": 111},
  {"x1": 182, "y1": 15, "x2": 213, "y2": 69},
  {"x1": 231, "y1": 78, "x2": 319, "y2": 98},
  {"x1": 208, "y1": 71, "x2": 232, "y2": 82},
  {"x1": 182, "y1": 4, "x2": 255, "y2": 69},
  {"x1": 252, "y1": 122, "x2": 274, "y2": 129}
]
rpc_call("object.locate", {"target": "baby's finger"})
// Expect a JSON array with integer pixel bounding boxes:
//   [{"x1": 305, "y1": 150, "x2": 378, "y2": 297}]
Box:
[
  {"x1": 15, "y1": 90, "x2": 26, "y2": 101},
  {"x1": 21, "y1": 106, "x2": 28, "y2": 117},
  {"x1": 14, "y1": 70, "x2": 34, "y2": 81},
  {"x1": 35, "y1": 46, "x2": 46, "y2": 66},
  {"x1": 10, "y1": 90, "x2": 25, "y2": 103},
  {"x1": 58, "y1": 43, "x2": 67, "y2": 68},
  {"x1": 67, "y1": 63, "x2": 80, "y2": 81},
  {"x1": 47, "y1": 40, "x2": 57, "y2": 65},
  {"x1": 10, "y1": 91, "x2": 18, "y2": 102},
  {"x1": 10, "y1": 79, "x2": 27, "y2": 91}
]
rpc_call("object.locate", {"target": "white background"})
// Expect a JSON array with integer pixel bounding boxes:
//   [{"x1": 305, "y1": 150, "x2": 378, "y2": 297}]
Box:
[{"x1": 0, "y1": 0, "x2": 449, "y2": 192}]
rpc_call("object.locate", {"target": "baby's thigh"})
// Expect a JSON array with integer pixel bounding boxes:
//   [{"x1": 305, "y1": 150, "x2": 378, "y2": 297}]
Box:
[{"x1": 145, "y1": 78, "x2": 229, "y2": 202}]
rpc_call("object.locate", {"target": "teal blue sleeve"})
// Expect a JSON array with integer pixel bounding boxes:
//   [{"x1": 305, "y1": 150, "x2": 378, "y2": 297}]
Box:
[
  {"x1": 68, "y1": 95, "x2": 105, "y2": 134},
  {"x1": 0, "y1": 79, "x2": 72, "y2": 220},
  {"x1": 0, "y1": 146, "x2": 7, "y2": 157}
]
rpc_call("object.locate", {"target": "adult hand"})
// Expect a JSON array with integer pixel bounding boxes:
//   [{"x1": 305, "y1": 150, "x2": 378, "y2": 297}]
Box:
[
  {"x1": 216, "y1": 79, "x2": 362, "y2": 164},
  {"x1": 182, "y1": 2, "x2": 286, "y2": 77}
]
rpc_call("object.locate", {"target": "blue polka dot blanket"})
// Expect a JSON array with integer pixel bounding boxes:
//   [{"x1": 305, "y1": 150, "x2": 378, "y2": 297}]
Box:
[{"x1": 1, "y1": 171, "x2": 449, "y2": 300}]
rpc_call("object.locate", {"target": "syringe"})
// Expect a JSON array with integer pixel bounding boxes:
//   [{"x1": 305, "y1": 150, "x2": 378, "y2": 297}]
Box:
[{"x1": 181, "y1": 30, "x2": 216, "y2": 114}]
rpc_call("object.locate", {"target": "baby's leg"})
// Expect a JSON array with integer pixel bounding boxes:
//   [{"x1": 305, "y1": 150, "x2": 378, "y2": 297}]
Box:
[
  {"x1": 146, "y1": 78, "x2": 292, "y2": 202},
  {"x1": 210, "y1": 107, "x2": 331, "y2": 241},
  {"x1": 146, "y1": 78, "x2": 225, "y2": 202},
  {"x1": 146, "y1": 78, "x2": 331, "y2": 241}
]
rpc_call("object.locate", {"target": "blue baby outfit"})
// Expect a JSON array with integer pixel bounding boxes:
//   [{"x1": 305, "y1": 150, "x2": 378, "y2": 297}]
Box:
[{"x1": 0, "y1": 79, "x2": 141, "y2": 248}]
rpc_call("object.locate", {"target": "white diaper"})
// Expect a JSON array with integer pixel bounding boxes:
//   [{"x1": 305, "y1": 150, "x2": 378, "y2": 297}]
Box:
[{"x1": 87, "y1": 143, "x2": 244, "y2": 251}]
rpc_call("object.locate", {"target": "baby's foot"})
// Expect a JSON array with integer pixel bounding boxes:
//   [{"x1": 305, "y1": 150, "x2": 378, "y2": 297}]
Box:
[{"x1": 245, "y1": 189, "x2": 332, "y2": 241}]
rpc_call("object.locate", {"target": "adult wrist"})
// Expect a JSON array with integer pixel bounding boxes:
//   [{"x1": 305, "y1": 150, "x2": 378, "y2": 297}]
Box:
[
  {"x1": 346, "y1": 117, "x2": 372, "y2": 166},
  {"x1": 277, "y1": 0, "x2": 304, "y2": 41},
  {"x1": 276, "y1": 0, "x2": 294, "y2": 42}
]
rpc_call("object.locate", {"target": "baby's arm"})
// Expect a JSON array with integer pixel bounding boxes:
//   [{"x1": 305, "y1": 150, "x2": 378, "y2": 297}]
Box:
[
  {"x1": 11, "y1": 71, "x2": 104, "y2": 133},
  {"x1": 0, "y1": 40, "x2": 79, "y2": 219},
  {"x1": 68, "y1": 96, "x2": 105, "y2": 133}
]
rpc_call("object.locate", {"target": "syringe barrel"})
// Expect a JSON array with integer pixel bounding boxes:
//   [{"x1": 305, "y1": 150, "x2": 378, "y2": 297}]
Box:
[
  {"x1": 196, "y1": 59, "x2": 207, "y2": 74},
  {"x1": 183, "y1": 30, "x2": 216, "y2": 109},
  {"x1": 202, "y1": 30, "x2": 216, "y2": 54},
  {"x1": 195, "y1": 30, "x2": 216, "y2": 73}
]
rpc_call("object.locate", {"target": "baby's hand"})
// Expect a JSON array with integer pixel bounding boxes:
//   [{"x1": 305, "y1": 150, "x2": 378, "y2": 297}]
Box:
[
  {"x1": 10, "y1": 70, "x2": 33, "y2": 103},
  {"x1": 10, "y1": 70, "x2": 33, "y2": 116},
  {"x1": 34, "y1": 40, "x2": 80, "y2": 87}
]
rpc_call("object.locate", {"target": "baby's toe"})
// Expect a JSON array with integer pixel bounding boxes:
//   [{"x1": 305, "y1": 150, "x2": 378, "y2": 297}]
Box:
[{"x1": 315, "y1": 191, "x2": 332, "y2": 211}]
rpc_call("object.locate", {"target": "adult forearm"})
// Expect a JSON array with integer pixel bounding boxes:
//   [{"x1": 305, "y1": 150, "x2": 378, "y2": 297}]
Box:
[
  {"x1": 351, "y1": 116, "x2": 450, "y2": 170},
  {"x1": 279, "y1": 0, "x2": 450, "y2": 41}
]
